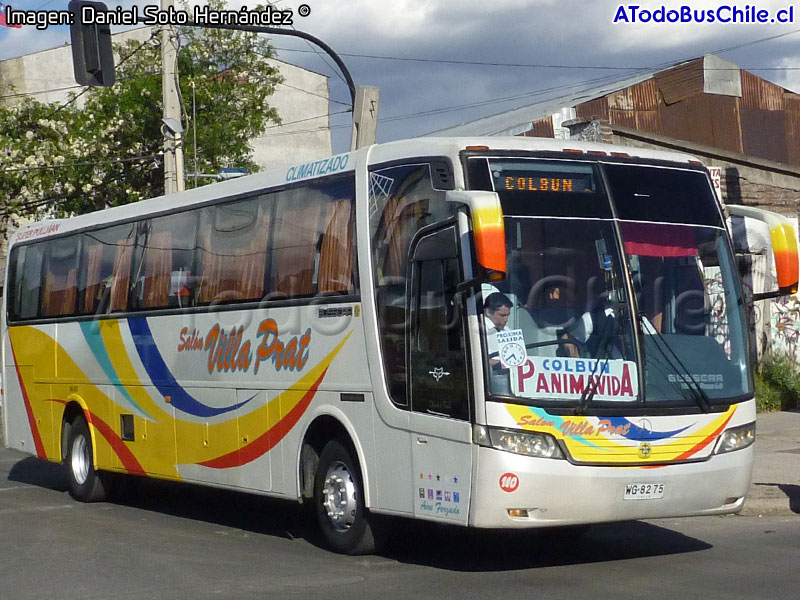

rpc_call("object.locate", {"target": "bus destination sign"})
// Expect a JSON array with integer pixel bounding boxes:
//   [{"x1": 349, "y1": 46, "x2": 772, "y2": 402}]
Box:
[{"x1": 491, "y1": 163, "x2": 595, "y2": 194}]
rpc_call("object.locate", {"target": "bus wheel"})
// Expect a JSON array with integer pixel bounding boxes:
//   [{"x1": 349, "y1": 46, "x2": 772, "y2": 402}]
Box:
[
  {"x1": 64, "y1": 417, "x2": 107, "y2": 502},
  {"x1": 313, "y1": 439, "x2": 375, "y2": 555}
]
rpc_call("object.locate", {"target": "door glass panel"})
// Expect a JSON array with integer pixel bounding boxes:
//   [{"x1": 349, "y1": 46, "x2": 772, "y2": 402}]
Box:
[{"x1": 409, "y1": 227, "x2": 469, "y2": 420}]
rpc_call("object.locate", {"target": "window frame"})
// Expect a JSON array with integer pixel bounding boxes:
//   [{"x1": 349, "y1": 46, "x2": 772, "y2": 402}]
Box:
[
  {"x1": 367, "y1": 158, "x2": 457, "y2": 409},
  {"x1": 4, "y1": 172, "x2": 359, "y2": 325}
]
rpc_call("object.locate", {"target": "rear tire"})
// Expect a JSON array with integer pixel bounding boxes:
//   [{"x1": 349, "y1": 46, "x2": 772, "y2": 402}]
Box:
[
  {"x1": 313, "y1": 439, "x2": 375, "y2": 555},
  {"x1": 64, "y1": 416, "x2": 107, "y2": 502}
]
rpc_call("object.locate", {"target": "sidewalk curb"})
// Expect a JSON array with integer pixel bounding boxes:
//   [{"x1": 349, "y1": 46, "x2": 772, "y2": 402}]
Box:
[{"x1": 739, "y1": 497, "x2": 795, "y2": 517}]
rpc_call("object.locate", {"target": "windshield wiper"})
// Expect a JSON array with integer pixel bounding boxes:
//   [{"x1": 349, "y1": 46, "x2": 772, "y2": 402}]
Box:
[
  {"x1": 573, "y1": 310, "x2": 617, "y2": 415},
  {"x1": 639, "y1": 314, "x2": 711, "y2": 413}
]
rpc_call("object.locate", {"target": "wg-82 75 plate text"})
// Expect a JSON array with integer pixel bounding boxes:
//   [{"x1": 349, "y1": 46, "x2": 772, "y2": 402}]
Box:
[{"x1": 624, "y1": 483, "x2": 665, "y2": 500}]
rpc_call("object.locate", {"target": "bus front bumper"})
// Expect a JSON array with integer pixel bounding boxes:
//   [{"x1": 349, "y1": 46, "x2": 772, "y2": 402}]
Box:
[{"x1": 469, "y1": 445, "x2": 753, "y2": 528}]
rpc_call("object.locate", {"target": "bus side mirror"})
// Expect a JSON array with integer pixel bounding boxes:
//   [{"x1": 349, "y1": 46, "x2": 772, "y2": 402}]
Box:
[
  {"x1": 728, "y1": 205, "x2": 799, "y2": 299},
  {"x1": 68, "y1": 0, "x2": 116, "y2": 86},
  {"x1": 445, "y1": 190, "x2": 506, "y2": 281}
]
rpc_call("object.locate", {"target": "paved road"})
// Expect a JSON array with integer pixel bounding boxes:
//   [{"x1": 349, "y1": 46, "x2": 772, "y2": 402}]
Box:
[{"x1": 1, "y1": 445, "x2": 799, "y2": 600}]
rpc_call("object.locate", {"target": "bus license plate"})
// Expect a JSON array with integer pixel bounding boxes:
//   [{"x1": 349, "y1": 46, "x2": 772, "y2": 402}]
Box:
[{"x1": 624, "y1": 483, "x2": 665, "y2": 500}]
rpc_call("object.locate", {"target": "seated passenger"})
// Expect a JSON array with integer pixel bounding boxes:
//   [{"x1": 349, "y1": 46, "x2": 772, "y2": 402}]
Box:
[{"x1": 528, "y1": 281, "x2": 592, "y2": 357}]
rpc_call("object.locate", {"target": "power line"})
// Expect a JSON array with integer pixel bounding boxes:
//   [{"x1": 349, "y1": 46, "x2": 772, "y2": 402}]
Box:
[
  {"x1": 261, "y1": 108, "x2": 351, "y2": 130},
  {"x1": 273, "y1": 27, "x2": 800, "y2": 71},
  {"x1": 277, "y1": 80, "x2": 351, "y2": 107}
]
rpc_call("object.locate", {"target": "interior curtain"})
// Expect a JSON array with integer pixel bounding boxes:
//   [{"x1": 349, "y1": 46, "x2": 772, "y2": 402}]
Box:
[
  {"x1": 43, "y1": 259, "x2": 78, "y2": 317},
  {"x1": 196, "y1": 209, "x2": 270, "y2": 303},
  {"x1": 110, "y1": 237, "x2": 133, "y2": 311},
  {"x1": 273, "y1": 198, "x2": 323, "y2": 297},
  {"x1": 82, "y1": 242, "x2": 104, "y2": 314},
  {"x1": 318, "y1": 199, "x2": 353, "y2": 293},
  {"x1": 143, "y1": 230, "x2": 172, "y2": 308}
]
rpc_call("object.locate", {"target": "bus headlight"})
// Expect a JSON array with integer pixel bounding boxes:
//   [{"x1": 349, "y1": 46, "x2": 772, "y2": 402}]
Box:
[
  {"x1": 715, "y1": 422, "x2": 756, "y2": 454},
  {"x1": 475, "y1": 426, "x2": 565, "y2": 459}
]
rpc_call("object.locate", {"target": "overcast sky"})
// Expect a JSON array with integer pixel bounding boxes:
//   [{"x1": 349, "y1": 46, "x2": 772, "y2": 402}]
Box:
[{"x1": 2, "y1": 0, "x2": 800, "y2": 154}]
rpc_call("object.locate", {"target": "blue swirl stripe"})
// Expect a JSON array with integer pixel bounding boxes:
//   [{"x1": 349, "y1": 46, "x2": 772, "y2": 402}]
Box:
[
  {"x1": 602, "y1": 417, "x2": 691, "y2": 441},
  {"x1": 79, "y1": 321, "x2": 154, "y2": 420},
  {"x1": 127, "y1": 317, "x2": 253, "y2": 418}
]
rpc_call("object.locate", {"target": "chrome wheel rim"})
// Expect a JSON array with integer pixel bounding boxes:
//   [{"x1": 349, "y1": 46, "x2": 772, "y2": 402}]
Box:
[
  {"x1": 321, "y1": 461, "x2": 358, "y2": 532},
  {"x1": 71, "y1": 434, "x2": 90, "y2": 485}
]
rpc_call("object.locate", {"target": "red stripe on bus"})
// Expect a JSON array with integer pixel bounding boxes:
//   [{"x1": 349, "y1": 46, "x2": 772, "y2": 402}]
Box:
[
  {"x1": 85, "y1": 411, "x2": 146, "y2": 475},
  {"x1": 9, "y1": 343, "x2": 46, "y2": 459},
  {"x1": 672, "y1": 412, "x2": 734, "y2": 462},
  {"x1": 45, "y1": 398, "x2": 145, "y2": 475},
  {"x1": 642, "y1": 412, "x2": 734, "y2": 469},
  {"x1": 198, "y1": 367, "x2": 329, "y2": 469}
]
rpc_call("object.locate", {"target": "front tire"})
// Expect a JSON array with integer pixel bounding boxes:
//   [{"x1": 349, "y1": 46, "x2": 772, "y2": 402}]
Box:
[
  {"x1": 313, "y1": 439, "x2": 375, "y2": 555},
  {"x1": 64, "y1": 416, "x2": 107, "y2": 502}
]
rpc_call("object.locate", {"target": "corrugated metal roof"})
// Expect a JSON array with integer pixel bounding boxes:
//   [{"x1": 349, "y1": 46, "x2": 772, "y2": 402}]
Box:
[
  {"x1": 424, "y1": 54, "x2": 800, "y2": 168},
  {"x1": 741, "y1": 108, "x2": 789, "y2": 163},
  {"x1": 631, "y1": 79, "x2": 660, "y2": 111},
  {"x1": 425, "y1": 70, "x2": 658, "y2": 137},
  {"x1": 786, "y1": 94, "x2": 800, "y2": 166},
  {"x1": 609, "y1": 108, "x2": 637, "y2": 129},
  {"x1": 654, "y1": 58, "x2": 704, "y2": 105},
  {"x1": 659, "y1": 94, "x2": 715, "y2": 145},
  {"x1": 709, "y1": 95, "x2": 743, "y2": 154},
  {"x1": 528, "y1": 117, "x2": 554, "y2": 138},
  {"x1": 635, "y1": 110, "x2": 661, "y2": 134},
  {"x1": 741, "y1": 71, "x2": 784, "y2": 111}
]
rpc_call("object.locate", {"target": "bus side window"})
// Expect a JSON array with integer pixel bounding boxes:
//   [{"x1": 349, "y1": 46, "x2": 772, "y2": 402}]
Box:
[
  {"x1": 271, "y1": 177, "x2": 356, "y2": 300},
  {"x1": 79, "y1": 223, "x2": 136, "y2": 315},
  {"x1": 41, "y1": 236, "x2": 81, "y2": 318},
  {"x1": 9, "y1": 243, "x2": 45, "y2": 321},
  {"x1": 317, "y1": 197, "x2": 355, "y2": 295},
  {"x1": 196, "y1": 196, "x2": 271, "y2": 305},
  {"x1": 131, "y1": 212, "x2": 199, "y2": 310}
]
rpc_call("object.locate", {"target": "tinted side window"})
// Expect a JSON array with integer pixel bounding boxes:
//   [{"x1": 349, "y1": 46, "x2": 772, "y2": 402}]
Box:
[
  {"x1": 41, "y1": 236, "x2": 80, "y2": 317},
  {"x1": 196, "y1": 196, "x2": 271, "y2": 304},
  {"x1": 409, "y1": 228, "x2": 469, "y2": 420},
  {"x1": 272, "y1": 178, "x2": 356, "y2": 299},
  {"x1": 368, "y1": 163, "x2": 456, "y2": 406},
  {"x1": 318, "y1": 196, "x2": 356, "y2": 295},
  {"x1": 79, "y1": 223, "x2": 136, "y2": 314},
  {"x1": 131, "y1": 212, "x2": 198, "y2": 310},
  {"x1": 9, "y1": 243, "x2": 45, "y2": 320}
]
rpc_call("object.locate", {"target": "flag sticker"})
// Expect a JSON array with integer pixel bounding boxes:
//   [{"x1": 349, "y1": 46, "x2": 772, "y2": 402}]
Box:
[{"x1": 0, "y1": 3, "x2": 22, "y2": 28}]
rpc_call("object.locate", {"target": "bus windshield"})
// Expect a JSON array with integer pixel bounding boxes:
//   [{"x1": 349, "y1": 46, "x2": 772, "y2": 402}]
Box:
[{"x1": 467, "y1": 156, "x2": 750, "y2": 409}]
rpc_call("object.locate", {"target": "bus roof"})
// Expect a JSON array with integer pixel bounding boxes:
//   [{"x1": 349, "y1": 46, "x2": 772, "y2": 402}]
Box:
[{"x1": 8, "y1": 137, "x2": 702, "y2": 245}]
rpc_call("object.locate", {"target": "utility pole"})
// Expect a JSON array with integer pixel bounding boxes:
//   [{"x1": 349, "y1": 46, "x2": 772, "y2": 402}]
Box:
[
  {"x1": 70, "y1": 2, "x2": 362, "y2": 174},
  {"x1": 350, "y1": 86, "x2": 380, "y2": 151},
  {"x1": 161, "y1": 0, "x2": 184, "y2": 193}
]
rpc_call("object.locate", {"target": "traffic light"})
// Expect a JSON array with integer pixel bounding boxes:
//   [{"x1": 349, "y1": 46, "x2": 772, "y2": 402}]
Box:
[{"x1": 68, "y1": 0, "x2": 115, "y2": 86}]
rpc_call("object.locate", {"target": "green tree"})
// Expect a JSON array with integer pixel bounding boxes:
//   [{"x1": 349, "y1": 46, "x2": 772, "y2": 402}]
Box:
[{"x1": 0, "y1": 0, "x2": 282, "y2": 222}]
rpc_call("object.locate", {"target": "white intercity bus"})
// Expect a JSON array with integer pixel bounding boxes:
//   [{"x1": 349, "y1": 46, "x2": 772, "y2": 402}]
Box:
[{"x1": 2, "y1": 137, "x2": 797, "y2": 554}]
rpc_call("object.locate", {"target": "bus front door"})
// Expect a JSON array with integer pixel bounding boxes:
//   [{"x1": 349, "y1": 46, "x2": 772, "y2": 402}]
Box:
[{"x1": 408, "y1": 225, "x2": 472, "y2": 524}]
